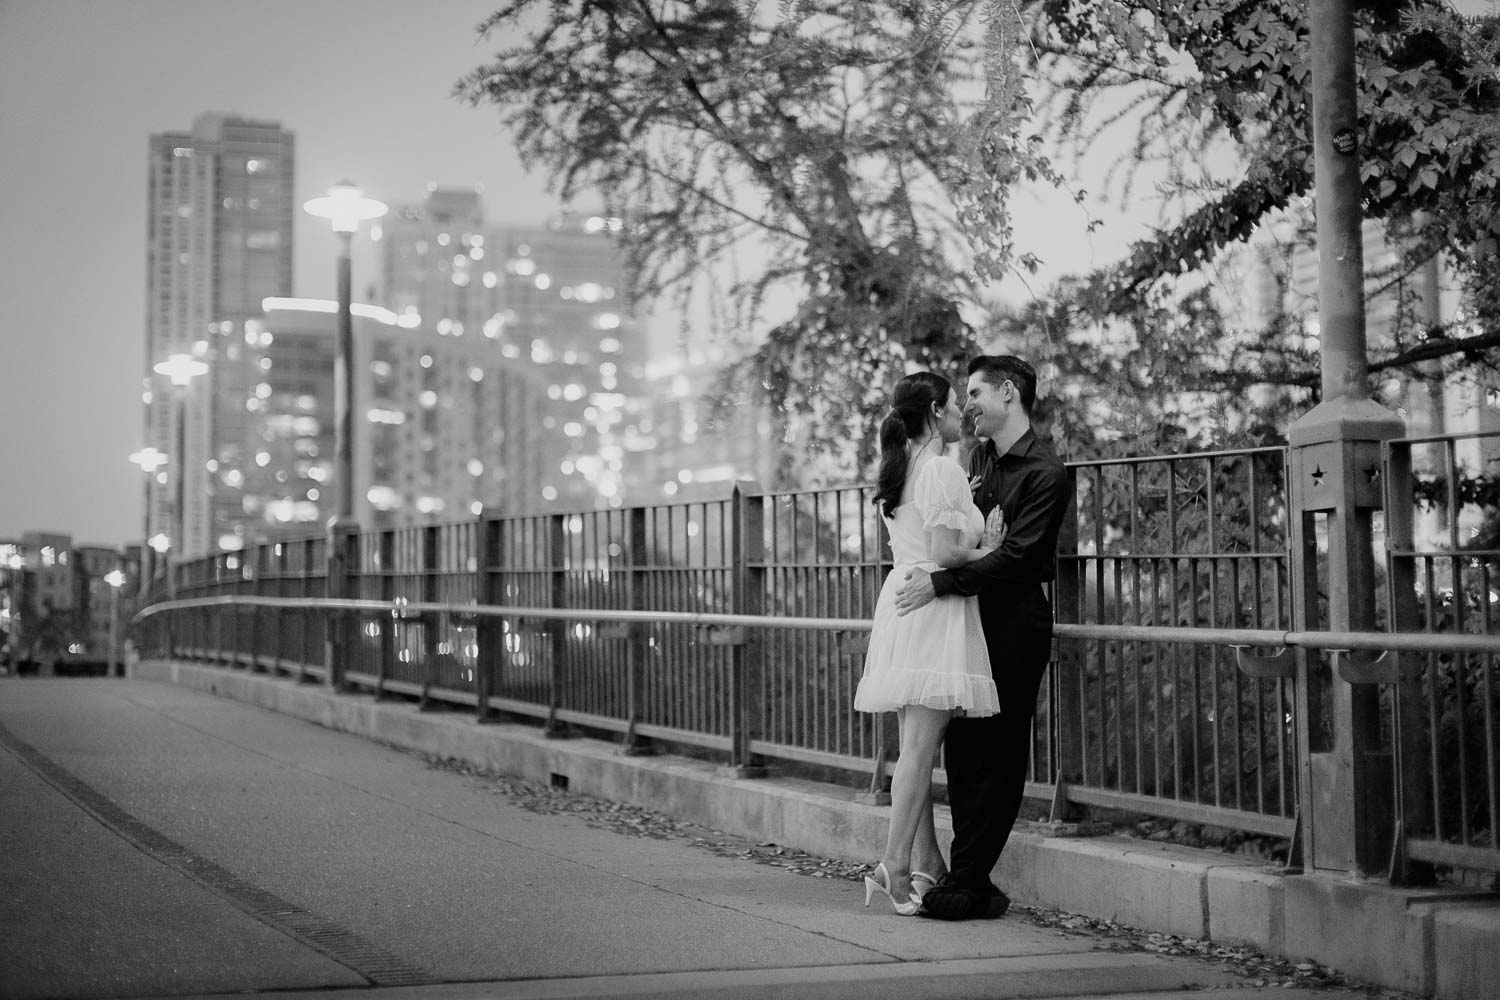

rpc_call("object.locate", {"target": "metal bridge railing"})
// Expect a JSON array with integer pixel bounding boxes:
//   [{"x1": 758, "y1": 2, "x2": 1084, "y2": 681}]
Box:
[
  {"x1": 1050, "y1": 448, "x2": 1295, "y2": 839},
  {"x1": 1385, "y1": 430, "x2": 1500, "y2": 877},
  {"x1": 140, "y1": 438, "x2": 1500, "y2": 881},
  {"x1": 134, "y1": 594, "x2": 1500, "y2": 846}
]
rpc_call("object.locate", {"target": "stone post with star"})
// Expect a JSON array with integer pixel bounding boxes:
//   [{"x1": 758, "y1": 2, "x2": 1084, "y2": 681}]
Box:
[{"x1": 1284, "y1": 0, "x2": 1406, "y2": 877}]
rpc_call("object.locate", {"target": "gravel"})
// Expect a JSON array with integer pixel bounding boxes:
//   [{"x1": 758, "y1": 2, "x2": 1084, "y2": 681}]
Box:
[{"x1": 420, "y1": 751, "x2": 1420, "y2": 999}]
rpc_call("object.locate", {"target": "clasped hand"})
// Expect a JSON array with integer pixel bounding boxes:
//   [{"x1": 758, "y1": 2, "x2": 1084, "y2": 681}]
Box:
[
  {"x1": 894, "y1": 508, "x2": 1007, "y2": 617},
  {"x1": 980, "y1": 507, "x2": 1006, "y2": 549}
]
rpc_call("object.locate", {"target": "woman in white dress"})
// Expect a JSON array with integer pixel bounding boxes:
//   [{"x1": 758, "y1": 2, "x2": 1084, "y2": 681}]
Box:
[{"x1": 854, "y1": 370, "x2": 1002, "y2": 915}]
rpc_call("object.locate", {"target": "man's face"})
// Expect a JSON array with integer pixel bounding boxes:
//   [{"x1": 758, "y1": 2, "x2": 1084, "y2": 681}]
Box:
[{"x1": 965, "y1": 374, "x2": 1009, "y2": 440}]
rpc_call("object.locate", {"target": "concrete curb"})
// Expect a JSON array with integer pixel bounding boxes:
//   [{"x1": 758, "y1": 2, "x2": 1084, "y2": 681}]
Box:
[{"x1": 135, "y1": 660, "x2": 1499, "y2": 1000}]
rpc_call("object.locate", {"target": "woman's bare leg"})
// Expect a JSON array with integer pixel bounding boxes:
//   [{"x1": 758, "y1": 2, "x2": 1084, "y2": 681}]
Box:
[
  {"x1": 881, "y1": 705, "x2": 951, "y2": 898},
  {"x1": 913, "y1": 778, "x2": 948, "y2": 880}
]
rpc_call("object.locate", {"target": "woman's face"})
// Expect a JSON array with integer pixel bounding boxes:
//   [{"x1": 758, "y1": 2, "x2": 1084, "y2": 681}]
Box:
[{"x1": 936, "y1": 388, "x2": 964, "y2": 444}]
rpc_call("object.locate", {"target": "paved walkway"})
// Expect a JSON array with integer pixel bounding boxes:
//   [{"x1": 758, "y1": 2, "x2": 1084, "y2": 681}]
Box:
[{"x1": 0, "y1": 678, "x2": 1363, "y2": 999}]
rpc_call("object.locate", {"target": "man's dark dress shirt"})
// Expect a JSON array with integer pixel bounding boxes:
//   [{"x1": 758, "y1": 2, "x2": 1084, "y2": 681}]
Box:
[{"x1": 929, "y1": 427, "x2": 1071, "y2": 636}]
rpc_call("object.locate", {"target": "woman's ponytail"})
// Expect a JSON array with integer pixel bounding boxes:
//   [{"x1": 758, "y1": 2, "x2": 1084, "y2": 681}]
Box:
[
  {"x1": 871, "y1": 371, "x2": 951, "y2": 519},
  {"x1": 873, "y1": 409, "x2": 911, "y2": 518}
]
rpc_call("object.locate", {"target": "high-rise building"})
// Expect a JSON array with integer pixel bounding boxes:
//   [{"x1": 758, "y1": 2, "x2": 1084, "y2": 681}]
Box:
[
  {"x1": 143, "y1": 113, "x2": 295, "y2": 559},
  {"x1": 639, "y1": 346, "x2": 776, "y2": 501},
  {"x1": 376, "y1": 190, "x2": 657, "y2": 512},
  {"x1": 378, "y1": 187, "x2": 488, "y2": 333},
  {"x1": 236, "y1": 297, "x2": 602, "y2": 535}
]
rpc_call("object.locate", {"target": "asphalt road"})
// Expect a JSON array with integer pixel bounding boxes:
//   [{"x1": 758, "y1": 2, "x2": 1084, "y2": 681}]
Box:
[{"x1": 0, "y1": 678, "x2": 1345, "y2": 1000}]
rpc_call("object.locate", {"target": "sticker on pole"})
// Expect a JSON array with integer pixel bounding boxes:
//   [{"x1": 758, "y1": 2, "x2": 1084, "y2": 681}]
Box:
[{"x1": 1332, "y1": 128, "x2": 1358, "y2": 155}]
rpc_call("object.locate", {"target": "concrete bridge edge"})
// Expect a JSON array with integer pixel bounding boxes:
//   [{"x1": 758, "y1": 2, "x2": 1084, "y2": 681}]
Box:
[{"x1": 131, "y1": 660, "x2": 1498, "y2": 1000}]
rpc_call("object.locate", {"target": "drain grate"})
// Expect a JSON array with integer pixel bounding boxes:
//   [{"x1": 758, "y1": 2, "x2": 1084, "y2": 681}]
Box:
[{"x1": 0, "y1": 720, "x2": 438, "y2": 987}]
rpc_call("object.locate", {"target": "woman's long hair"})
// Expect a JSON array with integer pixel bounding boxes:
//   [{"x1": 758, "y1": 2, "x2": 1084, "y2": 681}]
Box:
[{"x1": 873, "y1": 371, "x2": 952, "y2": 519}]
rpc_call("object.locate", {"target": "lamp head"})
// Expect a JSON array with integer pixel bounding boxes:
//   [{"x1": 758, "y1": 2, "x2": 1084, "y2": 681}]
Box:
[
  {"x1": 153, "y1": 353, "x2": 208, "y2": 387},
  {"x1": 304, "y1": 180, "x2": 387, "y2": 234},
  {"x1": 129, "y1": 447, "x2": 169, "y2": 473}
]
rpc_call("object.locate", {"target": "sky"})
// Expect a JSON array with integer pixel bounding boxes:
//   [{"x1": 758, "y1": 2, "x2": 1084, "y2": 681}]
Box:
[
  {"x1": 0, "y1": 0, "x2": 560, "y2": 546},
  {"x1": 0, "y1": 0, "x2": 1170, "y2": 549}
]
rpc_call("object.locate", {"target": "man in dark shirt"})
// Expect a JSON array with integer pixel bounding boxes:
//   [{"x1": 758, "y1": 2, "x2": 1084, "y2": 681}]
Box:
[{"x1": 894, "y1": 354, "x2": 1072, "y2": 920}]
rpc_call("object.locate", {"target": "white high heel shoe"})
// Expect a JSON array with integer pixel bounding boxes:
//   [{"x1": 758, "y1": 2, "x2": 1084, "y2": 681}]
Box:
[
  {"x1": 863, "y1": 862, "x2": 920, "y2": 916},
  {"x1": 910, "y1": 870, "x2": 940, "y2": 903}
]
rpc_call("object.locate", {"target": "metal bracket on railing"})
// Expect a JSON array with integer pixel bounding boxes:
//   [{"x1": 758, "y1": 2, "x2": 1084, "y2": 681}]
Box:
[
  {"x1": 858, "y1": 719, "x2": 892, "y2": 805},
  {"x1": 1229, "y1": 644, "x2": 1295, "y2": 679},
  {"x1": 1048, "y1": 775, "x2": 1072, "y2": 823},
  {"x1": 620, "y1": 716, "x2": 654, "y2": 756},
  {"x1": 1284, "y1": 807, "x2": 1303, "y2": 873},
  {"x1": 1327, "y1": 648, "x2": 1397, "y2": 685},
  {"x1": 543, "y1": 703, "x2": 572, "y2": 739},
  {"x1": 864, "y1": 751, "x2": 891, "y2": 805}
]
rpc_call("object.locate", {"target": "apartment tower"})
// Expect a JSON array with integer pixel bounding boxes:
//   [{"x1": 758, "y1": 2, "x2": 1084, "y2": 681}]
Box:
[
  {"x1": 377, "y1": 189, "x2": 652, "y2": 513},
  {"x1": 144, "y1": 113, "x2": 294, "y2": 558}
]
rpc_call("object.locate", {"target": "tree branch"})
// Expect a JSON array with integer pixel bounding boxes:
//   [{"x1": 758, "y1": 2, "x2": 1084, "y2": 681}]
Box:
[
  {"x1": 1371, "y1": 329, "x2": 1500, "y2": 374},
  {"x1": 629, "y1": 0, "x2": 823, "y2": 236}
]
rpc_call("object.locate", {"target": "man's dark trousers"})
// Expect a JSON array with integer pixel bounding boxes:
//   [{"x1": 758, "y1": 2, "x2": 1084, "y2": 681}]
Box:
[{"x1": 943, "y1": 580, "x2": 1053, "y2": 894}]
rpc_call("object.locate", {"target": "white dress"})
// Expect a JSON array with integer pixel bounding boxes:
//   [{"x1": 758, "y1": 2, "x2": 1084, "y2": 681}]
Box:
[{"x1": 854, "y1": 455, "x2": 999, "y2": 716}]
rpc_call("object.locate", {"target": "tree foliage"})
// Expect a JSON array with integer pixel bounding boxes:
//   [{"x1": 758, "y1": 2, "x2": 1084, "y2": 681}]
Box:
[
  {"x1": 1031, "y1": 0, "x2": 1500, "y2": 397},
  {"x1": 981, "y1": 274, "x2": 1308, "y2": 465},
  {"x1": 457, "y1": 0, "x2": 1066, "y2": 481},
  {"x1": 458, "y1": 0, "x2": 1500, "y2": 483}
]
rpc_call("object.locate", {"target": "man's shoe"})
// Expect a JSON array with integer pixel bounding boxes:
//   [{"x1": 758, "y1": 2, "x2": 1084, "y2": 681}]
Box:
[
  {"x1": 917, "y1": 883, "x2": 988, "y2": 920},
  {"x1": 919, "y1": 882, "x2": 1011, "y2": 920}
]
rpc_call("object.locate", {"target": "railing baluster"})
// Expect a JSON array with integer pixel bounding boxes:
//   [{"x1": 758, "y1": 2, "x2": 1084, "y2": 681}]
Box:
[
  {"x1": 621, "y1": 506, "x2": 649, "y2": 753},
  {"x1": 544, "y1": 511, "x2": 568, "y2": 736},
  {"x1": 726, "y1": 483, "x2": 765, "y2": 775}
]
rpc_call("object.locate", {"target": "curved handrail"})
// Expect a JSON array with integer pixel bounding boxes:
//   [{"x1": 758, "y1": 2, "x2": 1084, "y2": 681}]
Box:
[
  {"x1": 133, "y1": 594, "x2": 1500, "y2": 656},
  {"x1": 133, "y1": 595, "x2": 871, "y2": 634}
]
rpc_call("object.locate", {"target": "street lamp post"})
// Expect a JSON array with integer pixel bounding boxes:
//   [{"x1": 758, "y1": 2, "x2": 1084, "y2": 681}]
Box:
[
  {"x1": 128, "y1": 446, "x2": 168, "y2": 601},
  {"x1": 152, "y1": 353, "x2": 208, "y2": 598},
  {"x1": 103, "y1": 569, "x2": 125, "y2": 677},
  {"x1": 1288, "y1": 0, "x2": 1407, "y2": 878},
  {"x1": 304, "y1": 181, "x2": 387, "y2": 526},
  {"x1": 304, "y1": 181, "x2": 386, "y2": 689}
]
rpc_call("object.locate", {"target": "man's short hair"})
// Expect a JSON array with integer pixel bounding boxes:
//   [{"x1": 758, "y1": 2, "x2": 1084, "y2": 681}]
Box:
[{"x1": 968, "y1": 355, "x2": 1038, "y2": 413}]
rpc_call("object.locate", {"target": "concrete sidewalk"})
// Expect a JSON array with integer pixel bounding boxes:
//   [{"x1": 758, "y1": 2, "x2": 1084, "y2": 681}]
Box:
[
  {"x1": 1, "y1": 675, "x2": 1298, "y2": 1000},
  {"x1": 132, "y1": 659, "x2": 1499, "y2": 1000}
]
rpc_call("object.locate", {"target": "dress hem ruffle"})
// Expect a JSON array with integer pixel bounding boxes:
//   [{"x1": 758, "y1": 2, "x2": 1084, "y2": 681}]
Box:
[{"x1": 854, "y1": 669, "x2": 999, "y2": 718}]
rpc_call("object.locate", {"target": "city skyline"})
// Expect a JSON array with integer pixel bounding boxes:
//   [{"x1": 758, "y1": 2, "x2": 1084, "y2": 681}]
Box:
[
  {"x1": 1, "y1": 0, "x2": 1203, "y2": 550},
  {"x1": 0, "y1": 0, "x2": 562, "y2": 547}
]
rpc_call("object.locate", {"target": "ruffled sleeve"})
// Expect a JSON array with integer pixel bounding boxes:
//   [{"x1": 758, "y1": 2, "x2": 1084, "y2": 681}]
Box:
[{"x1": 914, "y1": 456, "x2": 976, "y2": 532}]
